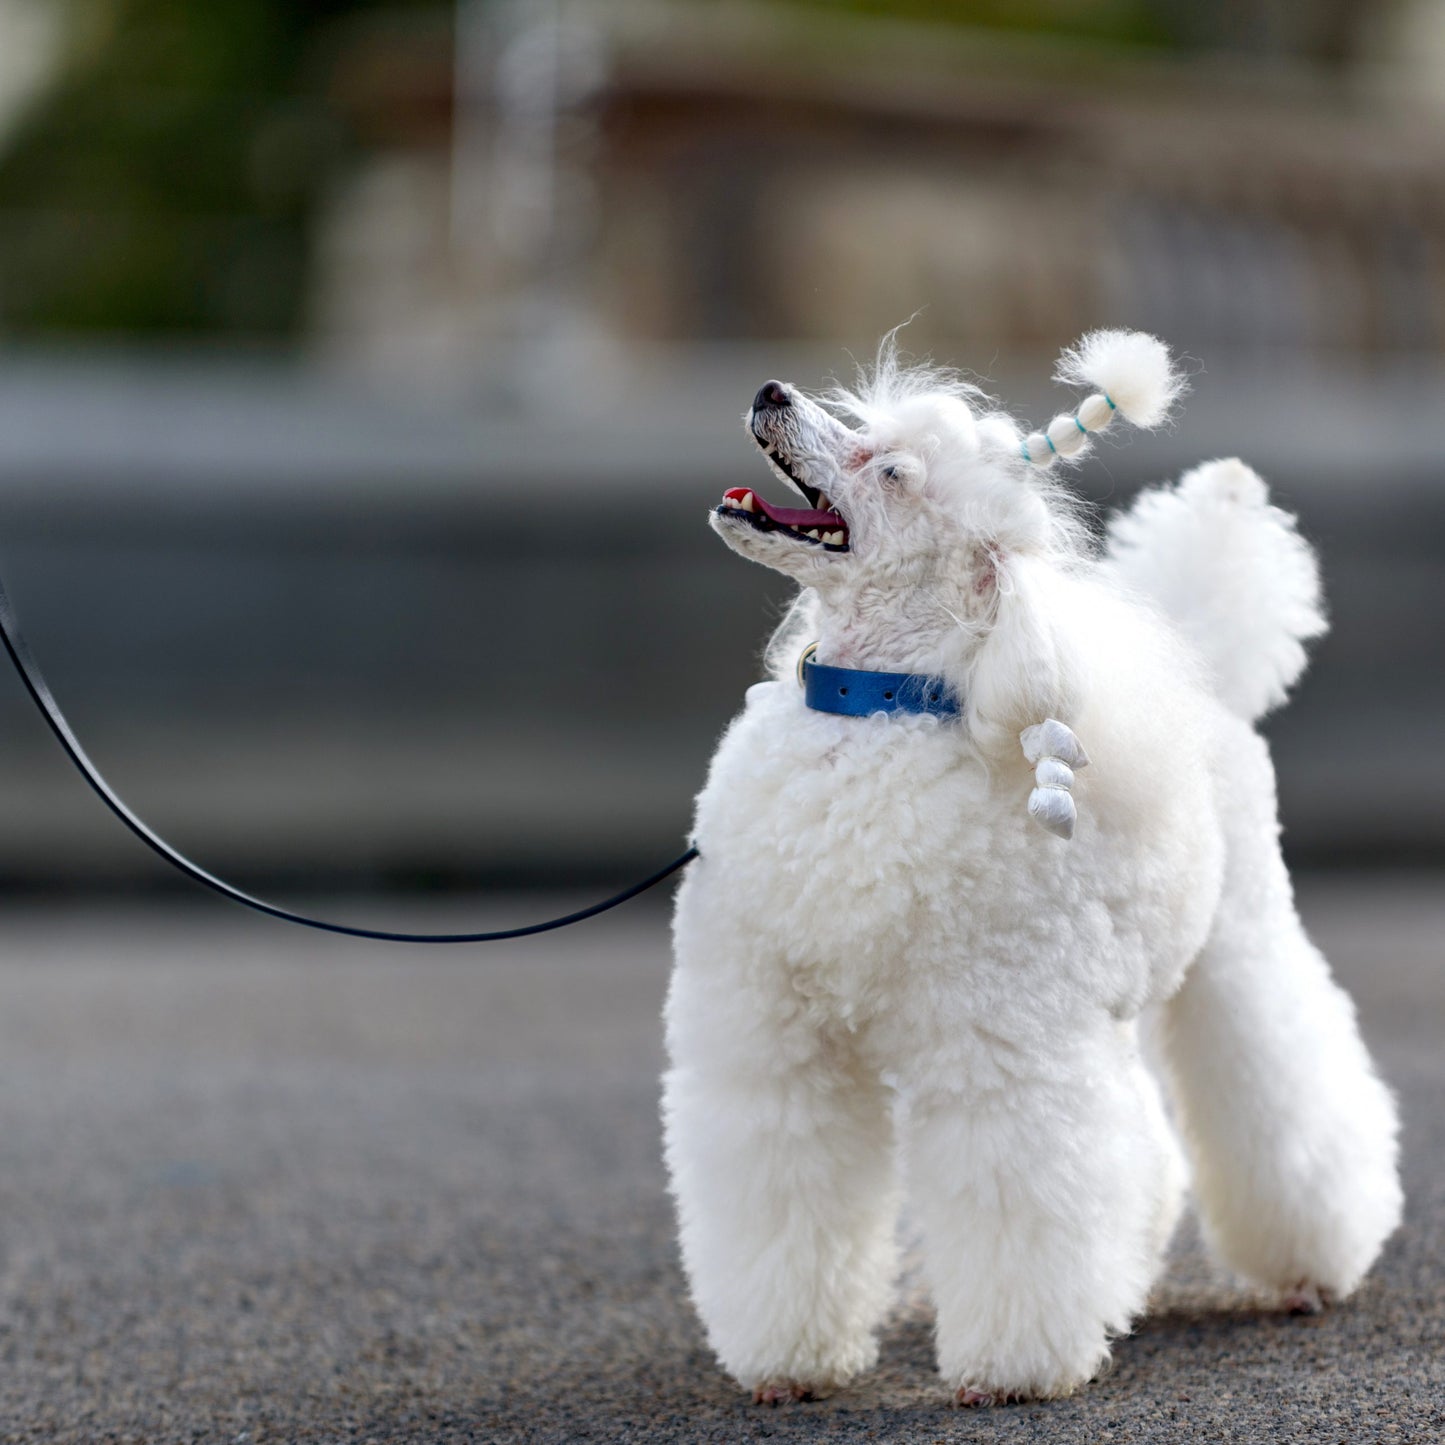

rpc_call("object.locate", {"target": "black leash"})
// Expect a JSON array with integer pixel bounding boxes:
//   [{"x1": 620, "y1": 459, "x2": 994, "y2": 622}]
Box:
[{"x1": 0, "y1": 569, "x2": 697, "y2": 943}]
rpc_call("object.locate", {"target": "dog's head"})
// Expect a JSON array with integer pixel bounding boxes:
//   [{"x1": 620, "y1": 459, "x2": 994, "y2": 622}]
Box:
[
  {"x1": 715, "y1": 373, "x2": 1024, "y2": 595},
  {"x1": 712, "y1": 331, "x2": 1185, "y2": 609}
]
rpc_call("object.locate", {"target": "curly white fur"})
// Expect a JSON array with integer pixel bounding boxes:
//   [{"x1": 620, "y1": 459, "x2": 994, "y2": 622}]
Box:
[{"x1": 664, "y1": 332, "x2": 1402, "y2": 1408}]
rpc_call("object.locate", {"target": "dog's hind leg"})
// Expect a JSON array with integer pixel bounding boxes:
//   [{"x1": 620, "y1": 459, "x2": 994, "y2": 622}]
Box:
[
  {"x1": 662, "y1": 954, "x2": 899, "y2": 1402},
  {"x1": 902, "y1": 1024, "x2": 1184, "y2": 1404},
  {"x1": 1157, "y1": 726, "x2": 1402, "y2": 1305}
]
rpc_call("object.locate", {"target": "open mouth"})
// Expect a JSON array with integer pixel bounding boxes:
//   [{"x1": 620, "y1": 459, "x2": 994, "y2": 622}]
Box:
[{"x1": 714, "y1": 434, "x2": 851, "y2": 551}]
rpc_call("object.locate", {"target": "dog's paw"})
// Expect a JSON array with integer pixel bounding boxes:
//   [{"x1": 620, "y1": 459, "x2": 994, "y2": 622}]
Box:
[
  {"x1": 955, "y1": 1385, "x2": 1029, "y2": 1408},
  {"x1": 752, "y1": 1379, "x2": 819, "y2": 1406},
  {"x1": 1283, "y1": 1283, "x2": 1333, "y2": 1316},
  {"x1": 1020, "y1": 718, "x2": 1089, "y2": 840}
]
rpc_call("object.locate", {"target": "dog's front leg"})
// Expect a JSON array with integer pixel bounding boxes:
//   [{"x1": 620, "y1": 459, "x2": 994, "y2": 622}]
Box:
[
  {"x1": 663, "y1": 952, "x2": 899, "y2": 1403},
  {"x1": 900, "y1": 1024, "x2": 1182, "y2": 1405},
  {"x1": 1020, "y1": 718, "x2": 1089, "y2": 840}
]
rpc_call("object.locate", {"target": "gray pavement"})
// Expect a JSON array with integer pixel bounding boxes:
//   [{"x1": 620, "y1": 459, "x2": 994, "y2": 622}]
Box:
[{"x1": 0, "y1": 875, "x2": 1439, "y2": 1443}]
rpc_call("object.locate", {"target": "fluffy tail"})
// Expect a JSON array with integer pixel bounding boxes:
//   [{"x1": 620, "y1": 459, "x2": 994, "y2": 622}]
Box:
[{"x1": 1105, "y1": 458, "x2": 1327, "y2": 722}]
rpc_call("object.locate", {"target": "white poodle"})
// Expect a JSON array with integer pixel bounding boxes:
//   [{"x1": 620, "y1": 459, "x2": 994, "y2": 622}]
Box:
[{"x1": 662, "y1": 331, "x2": 1402, "y2": 1408}]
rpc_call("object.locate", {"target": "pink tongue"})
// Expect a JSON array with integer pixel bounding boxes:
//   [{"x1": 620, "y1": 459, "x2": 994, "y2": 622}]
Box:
[{"x1": 724, "y1": 487, "x2": 843, "y2": 529}]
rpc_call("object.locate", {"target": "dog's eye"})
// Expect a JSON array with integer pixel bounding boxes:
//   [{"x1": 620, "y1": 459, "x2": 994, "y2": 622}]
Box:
[{"x1": 881, "y1": 465, "x2": 898, "y2": 481}]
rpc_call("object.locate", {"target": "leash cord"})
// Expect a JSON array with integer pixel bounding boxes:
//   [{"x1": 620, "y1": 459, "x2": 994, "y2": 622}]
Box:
[{"x1": 0, "y1": 570, "x2": 698, "y2": 943}]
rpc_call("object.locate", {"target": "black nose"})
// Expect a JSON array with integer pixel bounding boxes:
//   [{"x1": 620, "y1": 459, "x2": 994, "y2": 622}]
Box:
[{"x1": 753, "y1": 380, "x2": 790, "y2": 411}]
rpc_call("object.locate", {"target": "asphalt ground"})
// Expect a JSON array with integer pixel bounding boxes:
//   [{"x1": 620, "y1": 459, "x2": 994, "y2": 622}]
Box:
[{"x1": 0, "y1": 874, "x2": 1439, "y2": 1444}]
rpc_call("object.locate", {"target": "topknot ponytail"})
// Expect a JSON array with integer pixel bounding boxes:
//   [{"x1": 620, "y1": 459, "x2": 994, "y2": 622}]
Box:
[{"x1": 1020, "y1": 330, "x2": 1187, "y2": 469}]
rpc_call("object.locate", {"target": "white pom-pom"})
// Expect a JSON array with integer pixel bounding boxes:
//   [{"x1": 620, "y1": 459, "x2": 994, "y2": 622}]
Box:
[
  {"x1": 1046, "y1": 414, "x2": 1090, "y2": 458},
  {"x1": 1076, "y1": 392, "x2": 1115, "y2": 432},
  {"x1": 1034, "y1": 756, "x2": 1075, "y2": 790},
  {"x1": 1021, "y1": 430, "x2": 1054, "y2": 467},
  {"x1": 1020, "y1": 718, "x2": 1090, "y2": 768},
  {"x1": 1021, "y1": 719, "x2": 1089, "y2": 841},
  {"x1": 1028, "y1": 786, "x2": 1076, "y2": 839},
  {"x1": 1054, "y1": 330, "x2": 1186, "y2": 430}
]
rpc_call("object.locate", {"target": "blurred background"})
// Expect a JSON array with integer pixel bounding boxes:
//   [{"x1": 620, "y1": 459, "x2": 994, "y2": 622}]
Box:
[
  {"x1": 0, "y1": 0, "x2": 1441, "y2": 899},
  {"x1": 1, "y1": 14, "x2": 1442, "y2": 1437}
]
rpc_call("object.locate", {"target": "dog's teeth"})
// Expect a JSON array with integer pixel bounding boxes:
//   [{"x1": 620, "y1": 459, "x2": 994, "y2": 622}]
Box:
[
  {"x1": 824, "y1": 530, "x2": 844, "y2": 544},
  {"x1": 807, "y1": 529, "x2": 821, "y2": 539},
  {"x1": 740, "y1": 492, "x2": 756, "y2": 511}
]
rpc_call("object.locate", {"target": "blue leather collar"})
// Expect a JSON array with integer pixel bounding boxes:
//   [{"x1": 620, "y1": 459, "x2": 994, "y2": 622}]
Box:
[{"x1": 797, "y1": 643, "x2": 961, "y2": 720}]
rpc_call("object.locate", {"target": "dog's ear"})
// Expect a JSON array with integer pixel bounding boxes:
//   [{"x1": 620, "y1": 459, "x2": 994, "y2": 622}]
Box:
[
  {"x1": 1017, "y1": 330, "x2": 1187, "y2": 469},
  {"x1": 965, "y1": 551, "x2": 1088, "y2": 756}
]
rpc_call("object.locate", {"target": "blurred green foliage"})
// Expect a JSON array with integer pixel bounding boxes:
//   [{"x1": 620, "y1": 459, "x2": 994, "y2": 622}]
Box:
[
  {"x1": 784, "y1": 0, "x2": 1374, "y2": 59},
  {"x1": 0, "y1": 0, "x2": 445, "y2": 338},
  {"x1": 791, "y1": 0, "x2": 1173, "y2": 48}
]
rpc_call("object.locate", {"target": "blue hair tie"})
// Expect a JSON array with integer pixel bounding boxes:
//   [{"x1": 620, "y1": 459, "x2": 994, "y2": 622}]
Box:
[
  {"x1": 1104, "y1": 394, "x2": 1117, "y2": 411},
  {"x1": 1019, "y1": 440, "x2": 1031, "y2": 461},
  {"x1": 1075, "y1": 416, "x2": 1088, "y2": 435},
  {"x1": 1045, "y1": 434, "x2": 1057, "y2": 455}
]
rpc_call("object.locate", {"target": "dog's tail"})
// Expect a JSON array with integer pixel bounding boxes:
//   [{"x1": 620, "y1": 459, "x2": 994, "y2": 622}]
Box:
[{"x1": 1104, "y1": 459, "x2": 1327, "y2": 722}]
